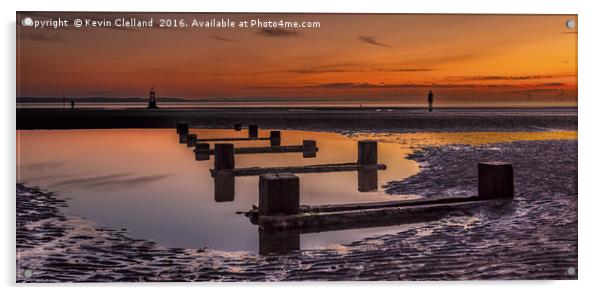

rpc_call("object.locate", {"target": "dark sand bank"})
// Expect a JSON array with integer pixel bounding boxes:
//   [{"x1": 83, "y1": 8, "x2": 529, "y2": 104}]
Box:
[
  {"x1": 16, "y1": 139, "x2": 577, "y2": 282},
  {"x1": 17, "y1": 107, "x2": 577, "y2": 132}
]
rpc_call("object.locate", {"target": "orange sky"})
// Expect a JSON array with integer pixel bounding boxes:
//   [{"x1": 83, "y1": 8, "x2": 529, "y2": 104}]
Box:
[{"x1": 16, "y1": 13, "x2": 577, "y2": 105}]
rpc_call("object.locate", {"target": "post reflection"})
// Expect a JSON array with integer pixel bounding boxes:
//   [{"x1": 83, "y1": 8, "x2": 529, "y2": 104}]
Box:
[
  {"x1": 358, "y1": 168, "x2": 378, "y2": 192},
  {"x1": 214, "y1": 174, "x2": 235, "y2": 202},
  {"x1": 195, "y1": 143, "x2": 210, "y2": 161},
  {"x1": 302, "y1": 149, "x2": 316, "y2": 158},
  {"x1": 258, "y1": 229, "x2": 300, "y2": 255}
]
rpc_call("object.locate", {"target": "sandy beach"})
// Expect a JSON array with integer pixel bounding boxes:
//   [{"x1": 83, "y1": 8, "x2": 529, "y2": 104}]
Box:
[{"x1": 16, "y1": 109, "x2": 578, "y2": 281}]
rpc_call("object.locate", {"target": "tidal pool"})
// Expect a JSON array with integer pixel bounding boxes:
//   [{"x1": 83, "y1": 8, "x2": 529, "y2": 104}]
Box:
[
  {"x1": 17, "y1": 128, "x2": 421, "y2": 252},
  {"x1": 16, "y1": 128, "x2": 576, "y2": 253}
]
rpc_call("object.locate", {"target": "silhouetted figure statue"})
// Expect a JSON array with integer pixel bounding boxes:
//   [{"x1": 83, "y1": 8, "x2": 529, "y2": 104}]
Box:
[
  {"x1": 427, "y1": 90, "x2": 434, "y2": 112},
  {"x1": 147, "y1": 87, "x2": 158, "y2": 109},
  {"x1": 70, "y1": 101, "x2": 75, "y2": 109}
]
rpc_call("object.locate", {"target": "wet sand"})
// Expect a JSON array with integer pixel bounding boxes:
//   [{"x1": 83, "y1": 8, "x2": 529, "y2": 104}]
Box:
[
  {"x1": 16, "y1": 138, "x2": 577, "y2": 282},
  {"x1": 17, "y1": 107, "x2": 577, "y2": 132}
]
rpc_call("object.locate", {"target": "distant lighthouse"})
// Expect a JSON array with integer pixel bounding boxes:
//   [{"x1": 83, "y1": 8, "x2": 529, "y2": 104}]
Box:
[{"x1": 147, "y1": 87, "x2": 158, "y2": 109}]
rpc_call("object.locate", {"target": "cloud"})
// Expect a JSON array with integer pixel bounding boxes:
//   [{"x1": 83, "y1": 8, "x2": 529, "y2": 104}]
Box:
[
  {"x1": 374, "y1": 68, "x2": 433, "y2": 72},
  {"x1": 357, "y1": 35, "x2": 392, "y2": 48},
  {"x1": 308, "y1": 82, "x2": 479, "y2": 89},
  {"x1": 256, "y1": 28, "x2": 300, "y2": 37},
  {"x1": 323, "y1": 62, "x2": 360, "y2": 67},
  {"x1": 286, "y1": 69, "x2": 353, "y2": 74},
  {"x1": 211, "y1": 35, "x2": 239, "y2": 42},
  {"x1": 403, "y1": 53, "x2": 480, "y2": 65},
  {"x1": 246, "y1": 81, "x2": 565, "y2": 90},
  {"x1": 536, "y1": 82, "x2": 565, "y2": 87},
  {"x1": 259, "y1": 64, "x2": 434, "y2": 75},
  {"x1": 449, "y1": 74, "x2": 574, "y2": 81},
  {"x1": 497, "y1": 88, "x2": 563, "y2": 94},
  {"x1": 247, "y1": 82, "x2": 484, "y2": 90}
]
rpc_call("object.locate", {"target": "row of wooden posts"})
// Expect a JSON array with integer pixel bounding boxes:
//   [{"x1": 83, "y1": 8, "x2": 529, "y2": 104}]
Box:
[
  {"x1": 257, "y1": 162, "x2": 514, "y2": 218},
  {"x1": 175, "y1": 122, "x2": 514, "y2": 232},
  {"x1": 178, "y1": 123, "x2": 270, "y2": 145},
  {"x1": 176, "y1": 123, "x2": 381, "y2": 173},
  {"x1": 175, "y1": 123, "x2": 385, "y2": 200},
  {"x1": 175, "y1": 123, "x2": 326, "y2": 203},
  {"x1": 251, "y1": 161, "x2": 514, "y2": 232}
]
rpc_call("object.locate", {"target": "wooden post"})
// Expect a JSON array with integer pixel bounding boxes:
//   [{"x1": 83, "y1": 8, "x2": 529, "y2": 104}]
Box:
[
  {"x1": 194, "y1": 143, "x2": 210, "y2": 161},
  {"x1": 214, "y1": 143, "x2": 235, "y2": 170},
  {"x1": 302, "y1": 140, "x2": 317, "y2": 158},
  {"x1": 358, "y1": 140, "x2": 377, "y2": 165},
  {"x1": 303, "y1": 140, "x2": 316, "y2": 149},
  {"x1": 186, "y1": 134, "x2": 197, "y2": 147},
  {"x1": 179, "y1": 133, "x2": 187, "y2": 144},
  {"x1": 259, "y1": 173, "x2": 300, "y2": 216},
  {"x1": 234, "y1": 124, "x2": 242, "y2": 131},
  {"x1": 176, "y1": 123, "x2": 189, "y2": 135},
  {"x1": 478, "y1": 162, "x2": 514, "y2": 199},
  {"x1": 248, "y1": 125, "x2": 259, "y2": 138},
  {"x1": 270, "y1": 130, "x2": 281, "y2": 146}
]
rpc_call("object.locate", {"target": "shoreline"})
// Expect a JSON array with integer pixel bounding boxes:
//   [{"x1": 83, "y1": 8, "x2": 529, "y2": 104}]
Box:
[
  {"x1": 17, "y1": 108, "x2": 577, "y2": 132},
  {"x1": 16, "y1": 137, "x2": 578, "y2": 282}
]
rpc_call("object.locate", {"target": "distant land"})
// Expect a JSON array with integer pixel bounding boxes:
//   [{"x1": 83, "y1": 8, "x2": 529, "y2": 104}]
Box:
[
  {"x1": 16, "y1": 96, "x2": 365, "y2": 103},
  {"x1": 17, "y1": 97, "x2": 190, "y2": 103},
  {"x1": 17, "y1": 96, "x2": 577, "y2": 105},
  {"x1": 17, "y1": 96, "x2": 430, "y2": 103}
]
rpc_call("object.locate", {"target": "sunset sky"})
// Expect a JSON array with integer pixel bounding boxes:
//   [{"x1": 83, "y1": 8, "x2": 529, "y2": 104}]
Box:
[{"x1": 16, "y1": 13, "x2": 577, "y2": 105}]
